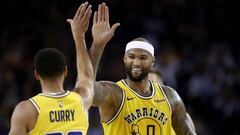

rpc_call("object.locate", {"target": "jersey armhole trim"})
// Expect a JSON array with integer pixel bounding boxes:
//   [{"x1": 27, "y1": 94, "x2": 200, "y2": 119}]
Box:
[
  {"x1": 29, "y1": 98, "x2": 40, "y2": 113},
  {"x1": 105, "y1": 88, "x2": 125, "y2": 125},
  {"x1": 80, "y1": 95, "x2": 89, "y2": 121},
  {"x1": 157, "y1": 84, "x2": 173, "y2": 114}
]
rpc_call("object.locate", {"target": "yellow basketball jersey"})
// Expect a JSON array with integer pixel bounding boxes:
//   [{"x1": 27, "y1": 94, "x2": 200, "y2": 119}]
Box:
[
  {"x1": 102, "y1": 80, "x2": 176, "y2": 135},
  {"x1": 28, "y1": 91, "x2": 88, "y2": 135}
]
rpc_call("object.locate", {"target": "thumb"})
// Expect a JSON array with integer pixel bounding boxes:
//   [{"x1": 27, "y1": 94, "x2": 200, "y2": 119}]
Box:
[
  {"x1": 110, "y1": 23, "x2": 120, "y2": 33},
  {"x1": 67, "y1": 19, "x2": 73, "y2": 23}
]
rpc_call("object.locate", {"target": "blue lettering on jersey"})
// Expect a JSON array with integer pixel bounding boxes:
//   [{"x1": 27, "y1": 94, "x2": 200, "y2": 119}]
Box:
[
  {"x1": 124, "y1": 107, "x2": 168, "y2": 125},
  {"x1": 50, "y1": 109, "x2": 75, "y2": 122}
]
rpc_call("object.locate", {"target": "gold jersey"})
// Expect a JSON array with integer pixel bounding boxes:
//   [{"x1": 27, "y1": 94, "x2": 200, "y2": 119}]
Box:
[
  {"x1": 102, "y1": 80, "x2": 176, "y2": 135},
  {"x1": 28, "y1": 91, "x2": 88, "y2": 135}
]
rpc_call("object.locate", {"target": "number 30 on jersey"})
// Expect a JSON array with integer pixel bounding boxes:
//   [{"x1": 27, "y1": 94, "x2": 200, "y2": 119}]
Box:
[{"x1": 46, "y1": 131, "x2": 83, "y2": 135}]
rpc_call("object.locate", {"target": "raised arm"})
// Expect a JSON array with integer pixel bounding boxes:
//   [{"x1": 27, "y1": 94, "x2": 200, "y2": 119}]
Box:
[
  {"x1": 88, "y1": 3, "x2": 122, "y2": 122},
  {"x1": 67, "y1": 2, "x2": 94, "y2": 110},
  {"x1": 90, "y1": 3, "x2": 120, "y2": 78},
  {"x1": 162, "y1": 85, "x2": 197, "y2": 135}
]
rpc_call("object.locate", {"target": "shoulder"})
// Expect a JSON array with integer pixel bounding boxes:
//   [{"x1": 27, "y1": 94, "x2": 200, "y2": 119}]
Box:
[
  {"x1": 10, "y1": 100, "x2": 38, "y2": 133},
  {"x1": 98, "y1": 80, "x2": 122, "y2": 91},
  {"x1": 160, "y1": 85, "x2": 182, "y2": 111},
  {"x1": 93, "y1": 80, "x2": 123, "y2": 107},
  {"x1": 14, "y1": 100, "x2": 37, "y2": 115},
  {"x1": 97, "y1": 80, "x2": 120, "y2": 87},
  {"x1": 94, "y1": 80, "x2": 124, "y2": 122}
]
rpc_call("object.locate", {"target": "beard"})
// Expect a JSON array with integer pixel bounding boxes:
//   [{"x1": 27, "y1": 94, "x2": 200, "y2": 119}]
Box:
[{"x1": 125, "y1": 65, "x2": 150, "y2": 82}]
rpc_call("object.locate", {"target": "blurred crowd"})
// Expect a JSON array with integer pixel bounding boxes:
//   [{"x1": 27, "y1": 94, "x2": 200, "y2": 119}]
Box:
[{"x1": 0, "y1": 0, "x2": 239, "y2": 135}]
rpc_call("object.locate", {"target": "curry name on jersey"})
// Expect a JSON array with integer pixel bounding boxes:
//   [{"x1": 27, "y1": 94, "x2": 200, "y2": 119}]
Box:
[{"x1": 28, "y1": 90, "x2": 88, "y2": 135}]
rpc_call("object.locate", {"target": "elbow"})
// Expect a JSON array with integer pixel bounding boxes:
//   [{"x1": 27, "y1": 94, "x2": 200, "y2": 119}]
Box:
[{"x1": 75, "y1": 80, "x2": 94, "y2": 96}]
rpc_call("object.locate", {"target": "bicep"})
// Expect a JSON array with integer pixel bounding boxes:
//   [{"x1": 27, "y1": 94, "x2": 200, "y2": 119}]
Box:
[
  {"x1": 92, "y1": 81, "x2": 112, "y2": 106},
  {"x1": 92, "y1": 81, "x2": 122, "y2": 108},
  {"x1": 75, "y1": 79, "x2": 94, "y2": 110}
]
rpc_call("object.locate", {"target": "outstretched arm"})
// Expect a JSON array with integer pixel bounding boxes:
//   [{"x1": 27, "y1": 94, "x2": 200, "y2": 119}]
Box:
[
  {"x1": 88, "y1": 3, "x2": 122, "y2": 122},
  {"x1": 67, "y1": 2, "x2": 94, "y2": 110},
  {"x1": 162, "y1": 86, "x2": 197, "y2": 135},
  {"x1": 90, "y1": 2, "x2": 120, "y2": 79}
]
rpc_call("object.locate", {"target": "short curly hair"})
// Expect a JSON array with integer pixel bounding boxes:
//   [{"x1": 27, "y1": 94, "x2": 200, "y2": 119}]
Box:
[{"x1": 34, "y1": 48, "x2": 66, "y2": 79}]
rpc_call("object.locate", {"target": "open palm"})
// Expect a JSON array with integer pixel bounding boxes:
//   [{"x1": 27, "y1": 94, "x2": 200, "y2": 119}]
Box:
[
  {"x1": 92, "y1": 3, "x2": 120, "y2": 46},
  {"x1": 67, "y1": 2, "x2": 92, "y2": 38}
]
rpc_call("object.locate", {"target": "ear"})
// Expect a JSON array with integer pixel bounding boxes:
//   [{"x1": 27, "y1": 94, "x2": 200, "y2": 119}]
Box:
[
  {"x1": 151, "y1": 56, "x2": 155, "y2": 67},
  {"x1": 34, "y1": 70, "x2": 40, "y2": 80},
  {"x1": 64, "y1": 66, "x2": 68, "y2": 77},
  {"x1": 123, "y1": 54, "x2": 127, "y2": 64}
]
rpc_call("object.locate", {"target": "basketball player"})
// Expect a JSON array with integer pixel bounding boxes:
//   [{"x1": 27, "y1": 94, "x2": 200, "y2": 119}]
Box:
[
  {"x1": 148, "y1": 67, "x2": 196, "y2": 133},
  {"x1": 148, "y1": 67, "x2": 164, "y2": 84},
  {"x1": 88, "y1": 3, "x2": 197, "y2": 134},
  {"x1": 9, "y1": 2, "x2": 93, "y2": 135}
]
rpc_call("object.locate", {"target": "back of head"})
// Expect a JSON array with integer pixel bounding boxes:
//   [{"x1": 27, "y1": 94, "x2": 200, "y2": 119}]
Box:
[
  {"x1": 149, "y1": 68, "x2": 162, "y2": 77},
  {"x1": 34, "y1": 48, "x2": 66, "y2": 79},
  {"x1": 148, "y1": 67, "x2": 164, "y2": 84}
]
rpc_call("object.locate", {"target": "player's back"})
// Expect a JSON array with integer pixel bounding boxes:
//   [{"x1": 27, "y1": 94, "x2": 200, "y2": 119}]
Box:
[{"x1": 28, "y1": 90, "x2": 88, "y2": 135}]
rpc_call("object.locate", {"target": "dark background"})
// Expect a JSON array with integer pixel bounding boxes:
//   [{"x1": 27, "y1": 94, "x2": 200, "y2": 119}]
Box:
[{"x1": 0, "y1": 0, "x2": 239, "y2": 135}]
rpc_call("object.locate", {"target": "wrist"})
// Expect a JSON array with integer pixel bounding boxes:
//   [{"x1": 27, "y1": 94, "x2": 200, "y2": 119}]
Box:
[
  {"x1": 74, "y1": 33, "x2": 85, "y2": 41},
  {"x1": 92, "y1": 43, "x2": 105, "y2": 50},
  {"x1": 74, "y1": 32, "x2": 85, "y2": 38},
  {"x1": 92, "y1": 41, "x2": 107, "y2": 48}
]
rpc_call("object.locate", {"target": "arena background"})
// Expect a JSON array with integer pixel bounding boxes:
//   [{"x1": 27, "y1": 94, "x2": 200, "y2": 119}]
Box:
[{"x1": 0, "y1": 0, "x2": 239, "y2": 134}]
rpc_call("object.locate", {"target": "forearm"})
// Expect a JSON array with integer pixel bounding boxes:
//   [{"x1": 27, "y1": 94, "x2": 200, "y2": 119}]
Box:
[
  {"x1": 68, "y1": 2, "x2": 93, "y2": 109},
  {"x1": 89, "y1": 42, "x2": 105, "y2": 79},
  {"x1": 173, "y1": 112, "x2": 197, "y2": 135},
  {"x1": 74, "y1": 35, "x2": 94, "y2": 109},
  {"x1": 175, "y1": 123, "x2": 197, "y2": 135},
  {"x1": 75, "y1": 35, "x2": 93, "y2": 81}
]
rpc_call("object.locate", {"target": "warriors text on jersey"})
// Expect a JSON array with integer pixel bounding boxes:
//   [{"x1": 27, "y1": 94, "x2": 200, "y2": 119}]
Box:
[
  {"x1": 102, "y1": 80, "x2": 175, "y2": 135},
  {"x1": 28, "y1": 91, "x2": 88, "y2": 135}
]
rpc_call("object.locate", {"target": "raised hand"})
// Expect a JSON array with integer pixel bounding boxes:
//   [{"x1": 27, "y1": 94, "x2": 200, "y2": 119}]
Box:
[
  {"x1": 92, "y1": 3, "x2": 120, "y2": 46},
  {"x1": 67, "y1": 2, "x2": 92, "y2": 41}
]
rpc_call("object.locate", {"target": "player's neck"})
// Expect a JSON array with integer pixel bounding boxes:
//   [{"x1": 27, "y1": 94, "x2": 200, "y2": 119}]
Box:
[
  {"x1": 40, "y1": 79, "x2": 65, "y2": 93},
  {"x1": 125, "y1": 78, "x2": 151, "y2": 96}
]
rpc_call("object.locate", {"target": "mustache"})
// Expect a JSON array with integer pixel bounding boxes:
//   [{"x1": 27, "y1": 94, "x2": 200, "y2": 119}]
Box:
[{"x1": 125, "y1": 65, "x2": 149, "y2": 81}]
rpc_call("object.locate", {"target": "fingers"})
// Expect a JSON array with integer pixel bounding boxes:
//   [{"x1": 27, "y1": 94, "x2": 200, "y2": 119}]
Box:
[
  {"x1": 97, "y1": 2, "x2": 108, "y2": 22},
  {"x1": 93, "y1": 11, "x2": 97, "y2": 24},
  {"x1": 74, "y1": 2, "x2": 86, "y2": 19},
  {"x1": 72, "y1": 2, "x2": 110, "y2": 24},
  {"x1": 101, "y1": 3, "x2": 106, "y2": 21},
  {"x1": 87, "y1": 7, "x2": 92, "y2": 21},
  {"x1": 73, "y1": 2, "x2": 92, "y2": 20},
  {"x1": 105, "y1": 4, "x2": 109, "y2": 23},
  {"x1": 97, "y1": 4, "x2": 102, "y2": 22},
  {"x1": 82, "y1": 5, "x2": 92, "y2": 22},
  {"x1": 79, "y1": 2, "x2": 89, "y2": 19}
]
